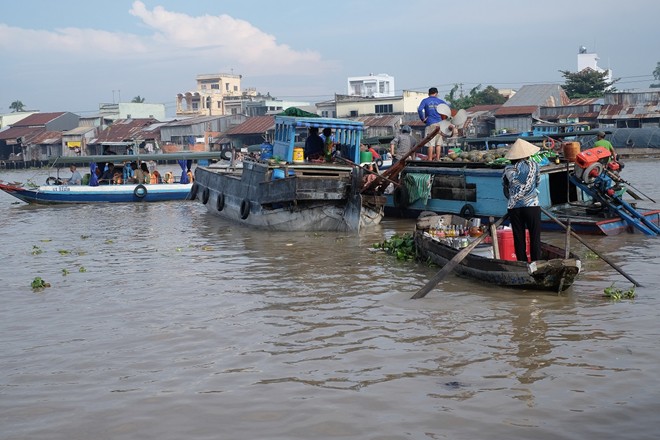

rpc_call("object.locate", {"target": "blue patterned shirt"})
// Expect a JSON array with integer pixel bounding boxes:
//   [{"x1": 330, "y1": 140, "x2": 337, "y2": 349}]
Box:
[{"x1": 502, "y1": 159, "x2": 540, "y2": 209}]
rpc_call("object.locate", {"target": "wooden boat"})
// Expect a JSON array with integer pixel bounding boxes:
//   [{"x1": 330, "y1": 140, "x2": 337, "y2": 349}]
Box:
[
  {"x1": 414, "y1": 215, "x2": 581, "y2": 292},
  {"x1": 384, "y1": 154, "x2": 658, "y2": 235},
  {"x1": 192, "y1": 115, "x2": 386, "y2": 232},
  {"x1": 0, "y1": 152, "x2": 220, "y2": 204}
]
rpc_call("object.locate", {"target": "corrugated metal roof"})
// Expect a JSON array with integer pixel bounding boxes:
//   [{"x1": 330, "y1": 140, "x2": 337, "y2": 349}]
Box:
[
  {"x1": 30, "y1": 130, "x2": 62, "y2": 145},
  {"x1": 503, "y1": 84, "x2": 569, "y2": 107},
  {"x1": 226, "y1": 116, "x2": 274, "y2": 135},
  {"x1": 495, "y1": 105, "x2": 539, "y2": 116},
  {"x1": 598, "y1": 102, "x2": 660, "y2": 119},
  {"x1": 11, "y1": 112, "x2": 67, "y2": 127},
  {"x1": 64, "y1": 126, "x2": 96, "y2": 135},
  {"x1": 467, "y1": 104, "x2": 502, "y2": 113},
  {"x1": 352, "y1": 115, "x2": 401, "y2": 127},
  {"x1": 0, "y1": 126, "x2": 45, "y2": 142},
  {"x1": 567, "y1": 97, "x2": 602, "y2": 105},
  {"x1": 92, "y1": 118, "x2": 158, "y2": 143}
]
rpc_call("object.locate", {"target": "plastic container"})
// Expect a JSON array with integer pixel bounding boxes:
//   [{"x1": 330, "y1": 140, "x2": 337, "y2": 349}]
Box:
[
  {"x1": 360, "y1": 151, "x2": 373, "y2": 164},
  {"x1": 562, "y1": 141, "x2": 581, "y2": 162},
  {"x1": 293, "y1": 147, "x2": 304, "y2": 164},
  {"x1": 496, "y1": 228, "x2": 530, "y2": 262},
  {"x1": 261, "y1": 142, "x2": 273, "y2": 160},
  {"x1": 272, "y1": 169, "x2": 295, "y2": 180}
]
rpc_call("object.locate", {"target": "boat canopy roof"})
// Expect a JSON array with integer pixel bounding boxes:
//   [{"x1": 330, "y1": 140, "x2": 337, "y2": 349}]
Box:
[
  {"x1": 275, "y1": 115, "x2": 364, "y2": 131},
  {"x1": 48, "y1": 151, "x2": 225, "y2": 166}
]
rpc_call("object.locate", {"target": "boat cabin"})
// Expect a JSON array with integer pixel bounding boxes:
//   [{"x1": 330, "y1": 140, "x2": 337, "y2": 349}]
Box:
[{"x1": 272, "y1": 116, "x2": 364, "y2": 164}]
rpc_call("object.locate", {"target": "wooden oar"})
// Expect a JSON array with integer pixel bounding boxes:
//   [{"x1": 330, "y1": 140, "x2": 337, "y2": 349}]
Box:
[
  {"x1": 540, "y1": 206, "x2": 642, "y2": 287},
  {"x1": 333, "y1": 156, "x2": 400, "y2": 188},
  {"x1": 411, "y1": 214, "x2": 509, "y2": 299}
]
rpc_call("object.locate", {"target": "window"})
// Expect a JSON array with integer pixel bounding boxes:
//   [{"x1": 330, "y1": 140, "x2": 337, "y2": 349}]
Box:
[
  {"x1": 233, "y1": 85, "x2": 238, "y2": 92},
  {"x1": 375, "y1": 104, "x2": 393, "y2": 114},
  {"x1": 211, "y1": 84, "x2": 219, "y2": 90},
  {"x1": 350, "y1": 110, "x2": 358, "y2": 117}
]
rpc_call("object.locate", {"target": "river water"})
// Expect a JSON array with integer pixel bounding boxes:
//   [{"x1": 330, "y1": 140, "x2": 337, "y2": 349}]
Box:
[{"x1": 1, "y1": 161, "x2": 659, "y2": 440}]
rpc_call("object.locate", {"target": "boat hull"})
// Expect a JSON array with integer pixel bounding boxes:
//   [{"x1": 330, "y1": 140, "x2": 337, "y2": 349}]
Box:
[
  {"x1": 414, "y1": 230, "x2": 581, "y2": 292},
  {"x1": 0, "y1": 182, "x2": 192, "y2": 204},
  {"x1": 194, "y1": 161, "x2": 384, "y2": 232}
]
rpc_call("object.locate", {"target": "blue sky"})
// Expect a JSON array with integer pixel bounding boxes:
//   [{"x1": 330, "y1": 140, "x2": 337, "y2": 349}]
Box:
[{"x1": 1, "y1": 0, "x2": 658, "y2": 116}]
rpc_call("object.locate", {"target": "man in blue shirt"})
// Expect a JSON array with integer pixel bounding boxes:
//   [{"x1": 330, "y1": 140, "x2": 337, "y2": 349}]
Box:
[
  {"x1": 417, "y1": 87, "x2": 451, "y2": 161},
  {"x1": 65, "y1": 165, "x2": 83, "y2": 185}
]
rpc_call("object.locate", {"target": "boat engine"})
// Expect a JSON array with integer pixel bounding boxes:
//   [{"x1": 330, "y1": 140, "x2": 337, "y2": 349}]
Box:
[{"x1": 573, "y1": 146, "x2": 621, "y2": 196}]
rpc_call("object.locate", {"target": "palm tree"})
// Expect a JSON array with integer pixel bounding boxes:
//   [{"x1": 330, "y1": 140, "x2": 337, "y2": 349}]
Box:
[
  {"x1": 131, "y1": 96, "x2": 146, "y2": 103},
  {"x1": 9, "y1": 100, "x2": 25, "y2": 112}
]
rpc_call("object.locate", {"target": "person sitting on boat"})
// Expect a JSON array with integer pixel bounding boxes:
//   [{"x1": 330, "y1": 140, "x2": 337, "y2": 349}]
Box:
[
  {"x1": 321, "y1": 128, "x2": 336, "y2": 161},
  {"x1": 502, "y1": 139, "x2": 542, "y2": 262},
  {"x1": 164, "y1": 171, "x2": 174, "y2": 184},
  {"x1": 304, "y1": 127, "x2": 325, "y2": 161},
  {"x1": 151, "y1": 169, "x2": 162, "y2": 184},
  {"x1": 390, "y1": 125, "x2": 416, "y2": 164},
  {"x1": 112, "y1": 171, "x2": 123, "y2": 185},
  {"x1": 122, "y1": 161, "x2": 134, "y2": 183},
  {"x1": 593, "y1": 131, "x2": 623, "y2": 170},
  {"x1": 98, "y1": 163, "x2": 115, "y2": 185},
  {"x1": 64, "y1": 165, "x2": 82, "y2": 185}
]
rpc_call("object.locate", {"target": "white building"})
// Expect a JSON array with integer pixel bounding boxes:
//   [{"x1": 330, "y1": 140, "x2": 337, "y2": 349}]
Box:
[
  {"x1": 577, "y1": 46, "x2": 613, "y2": 84},
  {"x1": 347, "y1": 73, "x2": 395, "y2": 98}
]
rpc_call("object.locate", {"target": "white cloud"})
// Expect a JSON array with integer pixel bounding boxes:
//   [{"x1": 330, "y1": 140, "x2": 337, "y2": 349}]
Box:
[{"x1": 0, "y1": 1, "x2": 334, "y2": 76}]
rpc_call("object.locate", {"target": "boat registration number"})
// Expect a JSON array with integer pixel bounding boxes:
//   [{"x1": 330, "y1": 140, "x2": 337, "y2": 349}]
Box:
[{"x1": 53, "y1": 187, "x2": 71, "y2": 192}]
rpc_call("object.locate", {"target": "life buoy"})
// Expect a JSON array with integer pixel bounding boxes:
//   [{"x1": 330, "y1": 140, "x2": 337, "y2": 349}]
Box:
[
  {"x1": 542, "y1": 137, "x2": 556, "y2": 151},
  {"x1": 240, "y1": 199, "x2": 251, "y2": 219},
  {"x1": 459, "y1": 203, "x2": 475, "y2": 218},
  {"x1": 134, "y1": 184, "x2": 147, "y2": 198},
  {"x1": 216, "y1": 193, "x2": 225, "y2": 211},
  {"x1": 201, "y1": 188, "x2": 210, "y2": 204},
  {"x1": 221, "y1": 148, "x2": 233, "y2": 161},
  {"x1": 190, "y1": 182, "x2": 199, "y2": 200}
]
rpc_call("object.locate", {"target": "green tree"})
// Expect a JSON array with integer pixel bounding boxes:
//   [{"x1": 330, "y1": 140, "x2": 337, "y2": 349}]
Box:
[
  {"x1": 445, "y1": 84, "x2": 507, "y2": 110},
  {"x1": 650, "y1": 62, "x2": 660, "y2": 88},
  {"x1": 9, "y1": 100, "x2": 25, "y2": 112},
  {"x1": 131, "y1": 96, "x2": 146, "y2": 103},
  {"x1": 559, "y1": 69, "x2": 619, "y2": 98}
]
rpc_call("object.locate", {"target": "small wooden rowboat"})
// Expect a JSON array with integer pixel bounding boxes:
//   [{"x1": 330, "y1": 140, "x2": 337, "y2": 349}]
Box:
[{"x1": 414, "y1": 216, "x2": 581, "y2": 292}]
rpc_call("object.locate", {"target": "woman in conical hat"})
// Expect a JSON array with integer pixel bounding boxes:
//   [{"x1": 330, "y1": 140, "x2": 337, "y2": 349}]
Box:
[
  {"x1": 502, "y1": 138, "x2": 542, "y2": 262},
  {"x1": 505, "y1": 138, "x2": 540, "y2": 161}
]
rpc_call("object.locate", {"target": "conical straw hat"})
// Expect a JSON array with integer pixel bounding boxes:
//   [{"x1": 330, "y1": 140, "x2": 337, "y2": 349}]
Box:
[{"x1": 505, "y1": 138, "x2": 540, "y2": 160}]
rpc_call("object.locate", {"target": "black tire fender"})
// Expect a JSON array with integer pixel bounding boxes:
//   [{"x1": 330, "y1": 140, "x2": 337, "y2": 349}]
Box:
[
  {"x1": 375, "y1": 158, "x2": 383, "y2": 168},
  {"x1": 459, "y1": 203, "x2": 475, "y2": 218},
  {"x1": 190, "y1": 182, "x2": 199, "y2": 200},
  {"x1": 134, "y1": 184, "x2": 147, "y2": 198},
  {"x1": 46, "y1": 176, "x2": 62, "y2": 186},
  {"x1": 201, "y1": 188, "x2": 210, "y2": 205},
  {"x1": 216, "y1": 193, "x2": 225, "y2": 211},
  {"x1": 240, "y1": 199, "x2": 250, "y2": 219},
  {"x1": 393, "y1": 185, "x2": 409, "y2": 208}
]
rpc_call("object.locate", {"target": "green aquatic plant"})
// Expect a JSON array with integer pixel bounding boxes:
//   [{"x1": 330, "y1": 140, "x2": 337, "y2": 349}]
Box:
[
  {"x1": 374, "y1": 233, "x2": 416, "y2": 261},
  {"x1": 31, "y1": 277, "x2": 51, "y2": 290},
  {"x1": 62, "y1": 268, "x2": 70, "y2": 276},
  {"x1": 31, "y1": 245, "x2": 43, "y2": 255},
  {"x1": 584, "y1": 251, "x2": 600, "y2": 260},
  {"x1": 58, "y1": 249, "x2": 70, "y2": 255},
  {"x1": 79, "y1": 266, "x2": 87, "y2": 273},
  {"x1": 603, "y1": 283, "x2": 636, "y2": 301}
]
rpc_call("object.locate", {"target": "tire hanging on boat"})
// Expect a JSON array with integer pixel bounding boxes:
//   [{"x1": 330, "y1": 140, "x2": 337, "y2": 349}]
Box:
[
  {"x1": 189, "y1": 182, "x2": 199, "y2": 200},
  {"x1": 216, "y1": 193, "x2": 225, "y2": 211},
  {"x1": 134, "y1": 184, "x2": 147, "y2": 198},
  {"x1": 459, "y1": 203, "x2": 475, "y2": 218},
  {"x1": 393, "y1": 185, "x2": 409, "y2": 208},
  {"x1": 240, "y1": 199, "x2": 250, "y2": 219},
  {"x1": 46, "y1": 177, "x2": 62, "y2": 186},
  {"x1": 201, "y1": 188, "x2": 210, "y2": 205}
]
